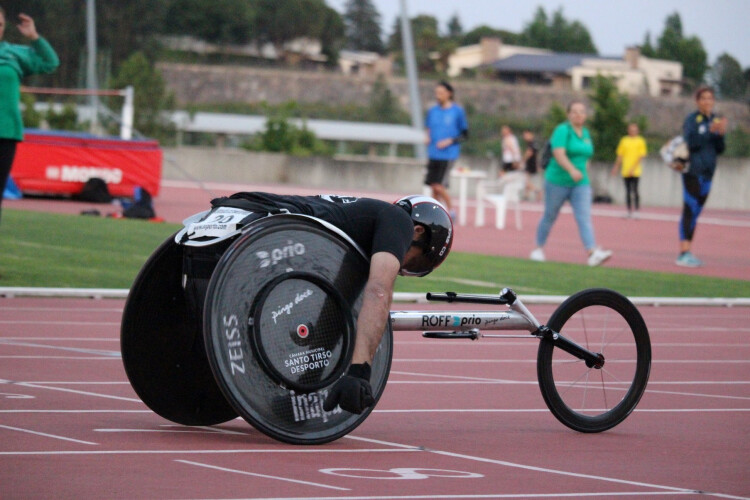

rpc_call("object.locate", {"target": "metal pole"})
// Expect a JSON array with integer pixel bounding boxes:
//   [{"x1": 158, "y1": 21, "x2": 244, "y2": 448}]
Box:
[
  {"x1": 399, "y1": 0, "x2": 426, "y2": 159},
  {"x1": 86, "y1": 0, "x2": 99, "y2": 132},
  {"x1": 121, "y1": 86, "x2": 134, "y2": 140}
]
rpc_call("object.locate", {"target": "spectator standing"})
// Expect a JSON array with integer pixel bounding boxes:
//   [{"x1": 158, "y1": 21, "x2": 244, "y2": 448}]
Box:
[
  {"x1": 522, "y1": 129, "x2": 542, "y2": 200},
  {"x1": 675, "y1": 86, "x2": 727, "y2": 268},
  {"x1": 0, "y1": 9, "x2": 58, "y2": 224},
  {"x1": 529, "y1": 100, "x2": 612, "y2": 267},
  {"x1": 610, "y1": 123, "x2": 647, "y2": 218},
  {"x1": 424, "y1": 81, "x2": 468, "y2": 218},
  {"x1": 500, "y1": 125, "x2": 521, "y2": 173}
]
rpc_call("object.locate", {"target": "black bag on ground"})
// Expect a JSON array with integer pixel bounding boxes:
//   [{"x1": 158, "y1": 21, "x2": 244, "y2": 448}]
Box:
[
  {"x1": 123, "y1": 187, "x2": 155, "y2": 219},
  {"x1": 77, "y1": 178, "x2": 112, "y2": 203}
]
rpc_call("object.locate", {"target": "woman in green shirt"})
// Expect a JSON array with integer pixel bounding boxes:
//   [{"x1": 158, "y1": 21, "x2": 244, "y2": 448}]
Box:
[
  {"x1": 529, "y1": 100, "x2": 612, "y2": 266},
  {"x1": 0, "y1": 9, "x2": 59, "y2": 223}
]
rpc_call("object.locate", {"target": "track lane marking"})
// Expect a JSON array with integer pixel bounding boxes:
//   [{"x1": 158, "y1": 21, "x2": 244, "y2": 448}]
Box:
[
  {"x1": 0, "y1": 356, "x2": 120, "y2": 359},
  {"x1": 0, "y1": 320, "x2": 120, "y2": 325},
  {"x1": 0, "y1": 448, "x2": 419, "y2": 456},
  {"x1": 0, "y1": 339, "x2": 120, "y2": 357},
  {"x1": 181, "y1": 493, "x2": 714, "y2": 499},
  {"x1": 345, "y1": 436, "x2": 747, "y2": 499},
  {"x1": 175, "y1": 459, "x2": 350, "y2": 491},
  {"x1": 0, "y1": 424, "x2": 97, "y2": 445},
  {"x1": 16, "y1": 382, "x2": 141, "y2": 402}
]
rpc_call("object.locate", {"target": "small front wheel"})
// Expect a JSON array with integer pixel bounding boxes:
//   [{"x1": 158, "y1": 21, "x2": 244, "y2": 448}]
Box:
[{"x1": 537, "y1": 288, "x2": 651, "y2": 432}]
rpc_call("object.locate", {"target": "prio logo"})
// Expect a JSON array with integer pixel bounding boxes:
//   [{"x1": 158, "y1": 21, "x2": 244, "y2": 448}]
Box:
[
  {"x1": 45, "y1": 165, "x2": 123, "y2": 184},
  {"x1": 255, "y1": 241, "x2": 305, "y2": 268}
]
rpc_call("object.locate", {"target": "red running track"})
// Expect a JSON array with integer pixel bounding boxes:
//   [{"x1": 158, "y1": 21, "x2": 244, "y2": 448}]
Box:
[{"x1": 1, "y1": 297, "x2": 749, "y2": 499}]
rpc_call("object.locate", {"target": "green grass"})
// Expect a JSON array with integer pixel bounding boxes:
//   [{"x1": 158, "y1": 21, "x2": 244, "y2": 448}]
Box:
[
  {"x1": 1, "y1": 209, "x2": 748, "y2": 297},
  {"x1": 0, "y1": 209, "x2": 177, "y2": 288}
]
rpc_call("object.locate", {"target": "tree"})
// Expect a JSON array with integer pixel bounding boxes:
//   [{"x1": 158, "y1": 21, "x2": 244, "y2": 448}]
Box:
[
  {"x1": 320, "y1": 6, "x2": 346, "y2": 67},
  {"x1": 652, "y1": 12, "x2": 708, "y2": 85},
  {"x1": 461, "y1": 25, "x2": 520, "y2": 46},
  {"x1": 255, "y1": 0, "x2": 342, "y2": 62},
  {"x1": 712, "y1": 53, "x2": 746, "y2": 100},
  {"x1": 542, "y1": 102, "x2": 567, "y2": 138},
  {"x1": 3, "y1": 0, "x2": 87, "y2": 87},
  {"x1": 588, "y1": 75, "x2": 630, "y2": 161},
  {"x1": 447, "y1": 14, "x2": 463, "y2": 40},
  {"x1": 108, "y1": 52, "x2": 175, "y2": 142},
  {"x1": 640, "y1": 32, "x2": 656, "y2": 57},
  {"x1": 343, "y1": 0, "x2": 384, "y2": 53},
  {"x1": 519, "y1": 7, "x2": 597, "y2": 54},
  {"x1": 388, "y1": 15, "x2": 448, "y2": 74},
  {"x1": 368, "y1": 75, "x2": 401, "y2": 123},
  {"x1": 163, "y1": 0, "x2": 255, "y2": 45}
]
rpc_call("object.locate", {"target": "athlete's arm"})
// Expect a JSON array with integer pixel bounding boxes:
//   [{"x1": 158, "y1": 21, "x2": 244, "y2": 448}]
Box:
[{"x1": 351, "y1": 251, "x2": 400, "y2": 364}]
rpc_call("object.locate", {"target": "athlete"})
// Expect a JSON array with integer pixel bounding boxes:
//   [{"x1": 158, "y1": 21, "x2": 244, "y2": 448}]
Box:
[
  {"x1": 210, "y1": 192, "x2": 453, "y2": 413},
  {"x1": 676, "y1": 86, "x2": 727, "y2": 267}
]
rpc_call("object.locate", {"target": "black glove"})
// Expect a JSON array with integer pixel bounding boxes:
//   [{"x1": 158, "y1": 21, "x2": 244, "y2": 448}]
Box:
[{"x1": 323, "y1": 363, "x2": 375, "y2": 414}]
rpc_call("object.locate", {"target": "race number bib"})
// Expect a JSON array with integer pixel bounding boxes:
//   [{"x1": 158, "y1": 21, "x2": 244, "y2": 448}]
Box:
[{"x1": 187, "y1": 207, "x2": 253, "y2": 239}]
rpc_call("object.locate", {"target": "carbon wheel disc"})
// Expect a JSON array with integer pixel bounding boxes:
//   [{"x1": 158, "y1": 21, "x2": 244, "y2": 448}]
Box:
[
  {"x1": 121, "y1": 235, "x2": 238, "y2": 426},
  {"x1": 203, "y1": 216, "x2": 393, "y2": 444}
]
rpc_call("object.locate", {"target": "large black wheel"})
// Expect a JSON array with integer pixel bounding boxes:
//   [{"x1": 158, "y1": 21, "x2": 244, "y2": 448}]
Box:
[
  {"x1": 203, "y1": 215, "x2": 393, "y2": 445},
  {"x1": 121, "y1": 234, "x2": 238, "y2": 426},
  {"x1": 537, "y1": 288, "x2": 651, "y2": 432}
]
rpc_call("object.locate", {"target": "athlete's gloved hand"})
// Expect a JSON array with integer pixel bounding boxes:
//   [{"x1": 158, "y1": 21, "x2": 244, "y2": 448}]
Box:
[{"x1": 323, "y1": 363, "x2": 374, "y2": 414}]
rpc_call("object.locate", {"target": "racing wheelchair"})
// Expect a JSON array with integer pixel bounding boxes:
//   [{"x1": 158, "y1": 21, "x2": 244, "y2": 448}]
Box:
[{"x1": 121, "y1": 206, "x2": 651, "y2": 445}]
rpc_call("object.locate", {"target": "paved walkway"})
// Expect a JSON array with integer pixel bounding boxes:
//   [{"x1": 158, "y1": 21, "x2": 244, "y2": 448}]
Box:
[{"x1": 7, "y1": 178, "x2": 750, "y2": 281}]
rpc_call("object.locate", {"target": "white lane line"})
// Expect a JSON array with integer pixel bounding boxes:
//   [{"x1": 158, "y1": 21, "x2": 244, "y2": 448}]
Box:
[
  {"x1": 0, "y1": 307, "x2": 123, "y2": 312},
  {"x1": 391, "y1": 370, "x2": 520, "y2": 383},
  {"x1": 9, "y1": 382, "x2": 130, "y2": 385},
  {"x1": 161, "y1": 424, "x2": 248, "y2": 435},
  {"x1": 1, "y1": 409, "x2": 748, "y2": 415},
  {"x1": 393, "y1": 359, "x2": 750, "y2": 364},
  {"x1": 345, "y1": 436, "x2": 746, "y2": 499},
  {"x1": 175, "y1": 459, "x2": 350, "y2": 491},
  {"x1": 16, "y1": 382, "x2": 141, "y2": 403},
  {"x1": 394, "y1": 341, "x2": 750, "y2": 347},
  {"x1": 370, "y1": 409, "x2": 750, "y2": 414},
  {"x1": 1, "y1": 338, "x2": 119, "y2": 341},
  {"x1": 0, "y1": 410, "x2": 151, "y2": 413},
  {"x1": 0, "y1": 424, "x2": 97, "y2": 445},
  {"x1": 0, "y1": 340, "x2": 121, "y2": 357},
  {"x1": 94, "y1": 429, "x2": 245, "y2": 435},
  {"x1": 0, "y1": 321, "x2": 120, "y2": 326},
  {"x1": 0, "y1": 356, "x2": 120, "y2": 360},
  {"x1": 0, "y1": 448, "x2": 418, "y2": 456},
  {"x1": 640, "y1": 389, "x2": 750, "y2": 401},
  {"x1": 184, "y1": 492, "x2": 699, "y2": 499},
  {"x1": 12, "y1": 379, "x2": 746, "y2": 386}
]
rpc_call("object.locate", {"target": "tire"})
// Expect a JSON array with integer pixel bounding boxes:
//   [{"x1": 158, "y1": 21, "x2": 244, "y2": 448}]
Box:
[
  {"x1": 203, "y1": 215, "x2": 393, "y2": 445},
  {"x1": 537, "y1": 288, "x2": 651, "y2": 432},
  {"x1": 121, "y1": 234, "x2": 238, "y2": 426}
]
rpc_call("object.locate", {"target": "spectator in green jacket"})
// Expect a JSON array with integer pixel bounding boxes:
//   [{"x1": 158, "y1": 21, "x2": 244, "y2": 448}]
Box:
[{"x1": 0, "y1": 8, "x2": 59, "y2": 223}]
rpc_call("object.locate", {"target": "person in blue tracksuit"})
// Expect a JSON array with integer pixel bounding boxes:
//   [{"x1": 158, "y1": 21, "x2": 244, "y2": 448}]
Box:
[{"x1": 676, "y1": 86, "x2": 727, "y2": 268}]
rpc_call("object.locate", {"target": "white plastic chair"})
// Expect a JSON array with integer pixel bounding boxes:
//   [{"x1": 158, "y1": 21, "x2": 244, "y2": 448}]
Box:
[{"x1": 474, "y1": 174, "x2": 525, "y2": 229}]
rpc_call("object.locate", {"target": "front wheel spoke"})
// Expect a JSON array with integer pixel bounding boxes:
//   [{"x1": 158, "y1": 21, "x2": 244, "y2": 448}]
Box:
[
  {"x1": 557, "y1": 365, "x2": 592, "y2": 402},
  {"x1": 600, "y1": 324, "x2": 630, "y2": 352}
]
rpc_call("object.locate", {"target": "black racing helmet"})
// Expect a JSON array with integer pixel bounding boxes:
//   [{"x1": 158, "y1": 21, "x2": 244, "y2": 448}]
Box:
[{"x1": 395, "y1": 195, "x2": 453, "y2": 277}]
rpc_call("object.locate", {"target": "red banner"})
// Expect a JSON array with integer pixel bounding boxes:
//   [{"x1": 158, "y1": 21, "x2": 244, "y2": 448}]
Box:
[{"x1": 11, "y1": 129, "x2": 162, "y2": 198}]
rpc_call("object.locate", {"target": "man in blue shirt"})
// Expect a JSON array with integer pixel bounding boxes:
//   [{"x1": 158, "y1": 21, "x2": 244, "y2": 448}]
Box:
[{"x1": 424, "y1": 81, "x2": 468, "y2": 217}]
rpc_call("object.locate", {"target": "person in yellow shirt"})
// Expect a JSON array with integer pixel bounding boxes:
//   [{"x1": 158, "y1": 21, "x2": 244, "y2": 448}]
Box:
[{"x1": 611, "y1": 123, "x2": 647, "y2": 218}]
